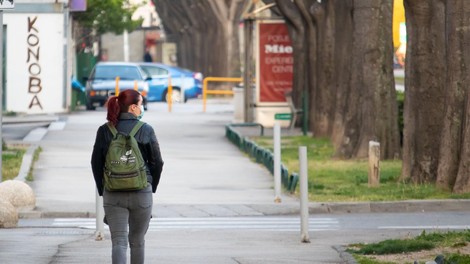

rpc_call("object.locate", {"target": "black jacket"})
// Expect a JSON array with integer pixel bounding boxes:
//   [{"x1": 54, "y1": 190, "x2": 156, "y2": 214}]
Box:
[{"x1": 91, "y1": 113, "x2": 164, "y2": 196}]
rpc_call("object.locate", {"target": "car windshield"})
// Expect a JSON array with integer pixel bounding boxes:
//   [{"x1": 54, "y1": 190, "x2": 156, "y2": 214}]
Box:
[
  {"x1": 141, "y1": 65, "x2": 169, "y2": 77},
  {"x1": 94, "y1": 65, "x2": 142, "y2": 80}
]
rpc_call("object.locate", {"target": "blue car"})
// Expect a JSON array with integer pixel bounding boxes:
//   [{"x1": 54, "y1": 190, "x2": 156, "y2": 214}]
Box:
[
  {"x1": 138, "y1": 63, "x2": 203, "y2": 103},
  {"x1": 85, "y1": 62, "x2": 150, "y2": 110}
]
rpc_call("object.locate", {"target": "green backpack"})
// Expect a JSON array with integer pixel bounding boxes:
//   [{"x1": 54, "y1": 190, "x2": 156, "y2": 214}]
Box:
[{"x1": 104, "y1": 121, "x2": 148, "y2": 191}]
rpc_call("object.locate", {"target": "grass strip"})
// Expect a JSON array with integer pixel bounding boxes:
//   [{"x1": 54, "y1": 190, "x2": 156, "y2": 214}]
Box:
[
  {"x1": 2, "y1": 147, "x2": 26, "y2": 181},
  {"x1": 348, "y1": 230, "x2": 470, "y2": 264},
  {"x1": 252, "y1": 136, "x2": 470, "y2": 201}
]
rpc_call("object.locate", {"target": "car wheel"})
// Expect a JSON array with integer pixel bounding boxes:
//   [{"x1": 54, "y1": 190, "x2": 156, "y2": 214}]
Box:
[
  {"x1": 164, "y1": 89, "x2": 182, "y2": 103},
  {"x1": 86, "y1": 101, "x2": 96, "y2": 110}
]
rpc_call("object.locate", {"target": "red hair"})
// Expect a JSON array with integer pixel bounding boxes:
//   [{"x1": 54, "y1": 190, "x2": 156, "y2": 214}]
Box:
[{"x1": 106, "y1": 89, "x2": 141, "y2": 126}]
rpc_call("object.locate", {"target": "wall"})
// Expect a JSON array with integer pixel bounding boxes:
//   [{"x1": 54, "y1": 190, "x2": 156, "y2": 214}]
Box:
[
  {"x1": 101, "y1": 31, "x2": 145, "y2": 62},
  {"x1": 4, "y1": 2, "x2": 70, "y2": 114}
]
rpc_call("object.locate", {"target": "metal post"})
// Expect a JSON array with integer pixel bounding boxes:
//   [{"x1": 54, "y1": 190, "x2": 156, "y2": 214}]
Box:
[
  {"x1": 302, "y1": 91, "x2": 308, "y2": 136},
  {"x1": 123, "y1": 29, "x2": 129, "y2": 62},
  {"x1": 0, "y1": 2, "x2": 14, "y2": 183},
  {"x1": 273, "y1": 122, "x2": 281, "y2": 203},
  {"x1": 0, "y1": 10, "x2": 3, "y2": 182},
  {"x1": 243, "y1": 18, "x2": 254, "y2": 123},
  {"x1": 115, "y1": 76, "x2": 120, "y2": 96},
  {"x1": 63, "y1": 4, "x2": 69, "y2": 109},
  {"x1": 95, "y1": 190, "x2": 105, "y2": 241},
  {"x1": 167, "y1": 75, "x2": 172, "y2": 112},
  {"x1": 299, "y1": 146, "x2": 310, "y2": 243}
]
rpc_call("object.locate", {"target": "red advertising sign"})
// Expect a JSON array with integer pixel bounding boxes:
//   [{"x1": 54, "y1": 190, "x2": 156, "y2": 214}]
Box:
[{"x1": 258, "y1": 21, "x2": 293, "y2": 103}]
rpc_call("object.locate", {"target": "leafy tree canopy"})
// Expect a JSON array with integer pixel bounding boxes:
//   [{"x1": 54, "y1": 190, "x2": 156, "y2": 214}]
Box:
[{"x1": 73, "y1": 0, "x2": 144, "y2": 35}]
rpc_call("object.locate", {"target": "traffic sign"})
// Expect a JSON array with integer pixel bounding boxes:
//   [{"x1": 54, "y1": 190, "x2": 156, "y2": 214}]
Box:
[
  {"x1": 0, "y1": 0, "x2": 14, "y2": 9},
  {"x1": 274, "y1": 113, "x2": 292, "y2": 120}
]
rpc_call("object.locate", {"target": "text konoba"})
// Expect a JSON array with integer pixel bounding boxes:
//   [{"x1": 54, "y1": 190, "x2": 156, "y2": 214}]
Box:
[{"x1": 27, "y1": 16, "x2": 43, "y2": 110}]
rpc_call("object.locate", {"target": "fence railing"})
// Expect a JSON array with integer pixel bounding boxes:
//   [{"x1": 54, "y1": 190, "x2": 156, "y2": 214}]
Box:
[
  {"x1": 225, "y1": 124, "x2": 299, "y2": 193},
  {"x1": 202, "y1": 77, "x2": 242, "y2": 112}
]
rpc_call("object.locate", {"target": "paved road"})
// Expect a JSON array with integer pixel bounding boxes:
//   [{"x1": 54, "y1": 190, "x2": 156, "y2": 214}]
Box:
[
  {"x1": 20, "y1": 211, "x2": 470, "y2": 231},
  {"x1": 9, "y1": 211, "x2": 470, "y2": 264}
]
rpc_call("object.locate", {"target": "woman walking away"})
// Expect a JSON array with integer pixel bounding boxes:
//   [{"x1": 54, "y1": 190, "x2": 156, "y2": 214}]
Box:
[{"x1": 91, "y1": 89, "x2": 164, "y2": 264}]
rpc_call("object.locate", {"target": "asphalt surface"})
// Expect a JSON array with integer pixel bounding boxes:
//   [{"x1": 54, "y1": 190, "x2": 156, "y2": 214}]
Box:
[{"x1": 1, "y1": 98, "x2": 469, "y2": 264}]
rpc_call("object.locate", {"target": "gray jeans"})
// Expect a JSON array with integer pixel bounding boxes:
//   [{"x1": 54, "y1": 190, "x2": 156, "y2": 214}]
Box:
[{"x1": 103, "y1": 185, "x2": 153, "y2": 264}]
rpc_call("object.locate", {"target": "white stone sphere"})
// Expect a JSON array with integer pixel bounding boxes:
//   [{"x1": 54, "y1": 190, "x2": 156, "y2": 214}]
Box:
[
  {"x1": 0, "y1": 200, "x2": 18, "y2": 228},
  {"x1": 0, "y1": 180, "x2": 36, "y2": 210}
]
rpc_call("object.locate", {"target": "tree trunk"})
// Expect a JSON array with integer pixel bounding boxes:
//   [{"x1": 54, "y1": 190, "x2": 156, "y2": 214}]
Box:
[
  {"x1": 153, "y1": 0, "x2": 246, "y2": 78},
  {"x1": 400, "y1": 0, "x2": 446, "y2": 183},
  {"x1": 437, "y1": 0, "x2": 470, "y2": 192},
  {"x1": 311, "y1": 0, "x2": 336, "y2": 137},
  {"x1": 275, "y1": 0, "x2": 307, "y2": 110},
  {"x1": 331, "y1": 0, "x2": 353, "y2": 148},
  {"x1": 295, "y1": 0, "x2": 317, "y2": 135},
  {"x1": 336, "y1": 0, "x2": 400, "y2": 159}
]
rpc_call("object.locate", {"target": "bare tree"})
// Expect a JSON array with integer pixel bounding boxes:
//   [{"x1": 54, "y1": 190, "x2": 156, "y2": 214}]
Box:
[
  {"x1": 274, "y1": 0, "x2": 308, "y2": 113},
  {"x1": 272, "y1": 0, "x2": 400, "y2": 159},
  {"x1": 400, "y1": 0, "x2": 446, "y2": 183},
  {"x1": 153, "y1": 0, "x2": 247, "y2": 78},
  {"x1": 331, "y1": 0, "x2": 353, "y2": 149},
  {"x1": 436, "y1": 0, "x2": 470, "y2": 192},
  {"x1": 336, "y1": 0, "x2": 399, "y2": 159}
]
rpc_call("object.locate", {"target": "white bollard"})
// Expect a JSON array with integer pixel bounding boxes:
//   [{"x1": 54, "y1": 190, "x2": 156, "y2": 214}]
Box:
[
  {"x1": 95, "y1": 190, "x2": 105, "y2": 241},
  {"x1": 299, "y1": 146, "x2": 310, "y2": 243},
  {"x1": 273, "y1": 122, "x2": 282, "y2": 203}
]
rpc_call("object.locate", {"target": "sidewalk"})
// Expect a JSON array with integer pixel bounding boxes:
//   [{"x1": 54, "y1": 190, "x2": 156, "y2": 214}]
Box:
[
  {"x1": 11, "y1": 101, "x2": 469, "y2": 219},
  {"x1": 2, "y1": 99, "x2": 469, "y2": 264},
  {"x1": 0, "y1": 100, "x2": 346, "y2": 263}
]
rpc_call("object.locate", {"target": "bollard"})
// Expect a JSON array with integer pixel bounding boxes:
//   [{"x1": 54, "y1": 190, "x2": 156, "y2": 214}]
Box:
[
  {"x1": 299, "y1": 146, "x2": 310, "y2": 243},
  {"x1": 115, "y1": 76, "x2": 120, "y2": 96},
  {"x1": 167, "y1": 75, "x2": 173, "y2": 112},
  {"x1": 368, "y1": 141, "x2": 380, "y2": 187},
  {"x1": 273, "y1": 122, "x2": 282, "y2": 203},
  {"x1": 95, "y1": 190, "x2": 105, "y2": 241}
]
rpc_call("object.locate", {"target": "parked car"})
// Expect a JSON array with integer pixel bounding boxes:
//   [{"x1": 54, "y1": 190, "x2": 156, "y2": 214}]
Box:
[
  {"x1": 138, "y1": 63, "x2": 203, "y2": 103},
  {"x1": 85, "y1": 62, "x2": 150, "y2": 110}
]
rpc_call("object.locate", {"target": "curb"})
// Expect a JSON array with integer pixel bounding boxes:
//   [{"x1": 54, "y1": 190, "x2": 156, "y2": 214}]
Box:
[
  {"x1": 2, "y1": 114, "x2": 59, "y2": 125},
  {"x1": 333, "y1": 245, "x2": 357, "y2": 264},
  {"x1": 310, "y1": 199, "x2": 470, "y2": 214},
  {"x1": 18, "y1": 199, "x2": 470, "y2": 219},
  {"x1": 15, "y1": 144, "x2": 39, "y2": 182}
]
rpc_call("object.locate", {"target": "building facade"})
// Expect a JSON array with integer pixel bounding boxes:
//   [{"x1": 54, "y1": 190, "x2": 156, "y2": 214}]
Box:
[{"x1": 4, "y1": 0, "x2": 71, "y2": 114}]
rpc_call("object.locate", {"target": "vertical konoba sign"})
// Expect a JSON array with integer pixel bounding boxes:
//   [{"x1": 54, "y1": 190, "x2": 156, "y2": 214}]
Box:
[
  {"x1": 4, "y1": 12, "x2": 65, "y2": 113},
  {"x1": 256, "y1": 20, "x2": 293, "y2": 105},
  {"x1": 27, "y1": 16, "x2": 42, "y2": 109}
]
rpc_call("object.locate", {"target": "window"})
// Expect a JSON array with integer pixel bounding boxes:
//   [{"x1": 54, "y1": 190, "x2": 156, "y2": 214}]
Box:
[
  {"x1": 94, "y1": 65, "x2": 142, "y2": 80},
  {"x1": 141, "y1": 66, "x2": 169, "y2": 77}
]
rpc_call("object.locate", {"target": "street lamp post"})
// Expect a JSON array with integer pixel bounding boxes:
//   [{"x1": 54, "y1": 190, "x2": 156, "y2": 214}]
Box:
[{"x1": 0, "y1": 1, "x2": 15, "y2": 182}]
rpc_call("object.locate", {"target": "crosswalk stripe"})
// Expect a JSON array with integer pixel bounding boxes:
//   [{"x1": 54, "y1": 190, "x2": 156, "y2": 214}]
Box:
[{"x1": 51, "y1": 217, "x2": 340, "y2": 232}]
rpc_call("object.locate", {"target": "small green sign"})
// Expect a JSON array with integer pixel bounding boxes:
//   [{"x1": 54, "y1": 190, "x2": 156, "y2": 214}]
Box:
[{"x1": 274, "y1": 113, "x2": 292, "y2": 120}]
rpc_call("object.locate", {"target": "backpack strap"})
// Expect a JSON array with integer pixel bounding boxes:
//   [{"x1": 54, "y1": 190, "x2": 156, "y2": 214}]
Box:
[
  {"x1": 129, "y1": 121, "x2": 145, "y2": 137},
  {"x1": 107, "y1": 122, "x2": 118, "y2": 136}
]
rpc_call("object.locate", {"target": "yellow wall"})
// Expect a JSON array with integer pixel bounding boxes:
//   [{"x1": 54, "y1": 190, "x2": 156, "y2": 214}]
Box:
[{"x1": 393, "y1": 0, "x2": 405, "y2": 48}]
